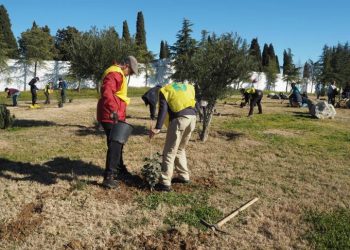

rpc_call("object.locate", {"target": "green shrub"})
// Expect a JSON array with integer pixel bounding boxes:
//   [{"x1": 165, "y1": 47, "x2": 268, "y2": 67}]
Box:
[{"x1": 0, "y1": 104, "x2": 14, "y2": 129}]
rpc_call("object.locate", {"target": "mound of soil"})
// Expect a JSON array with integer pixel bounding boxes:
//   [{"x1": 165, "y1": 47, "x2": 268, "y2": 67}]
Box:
[{"x1": 0, "y1": 201, "x2": 44, "y2": 242}]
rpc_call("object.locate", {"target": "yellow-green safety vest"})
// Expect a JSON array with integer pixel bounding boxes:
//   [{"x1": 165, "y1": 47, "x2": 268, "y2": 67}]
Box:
[
  {"x1": 102, "y1": 65, "x2": 130, "y2": 105},
  {"x1": 160, "y1": 82, "x2": 196, "y2": 112}
]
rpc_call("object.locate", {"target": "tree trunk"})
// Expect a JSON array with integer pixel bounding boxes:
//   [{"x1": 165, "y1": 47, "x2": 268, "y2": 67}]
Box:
[
  {"x1": 23, "y1": 63, "x2": 27, "y2": 91},
  {"x1": 95, "y1": 81, "x2": 100, "y2": 94},
  {"x1": 34, "y1": 61, "x2": 37, "y2": 77},
  {"x1": 200, "y1": 102, "x2": 215, "y2": 142},
  {"x1": 285, "y1": 80, "x2": 289, "y2": 93},
  {"x1": 77, "y1": 79, "x2": 81, "y2": 92}
]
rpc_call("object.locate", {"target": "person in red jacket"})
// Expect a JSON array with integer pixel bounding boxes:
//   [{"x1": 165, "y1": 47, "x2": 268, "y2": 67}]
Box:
[{"x1": 97, "y1": 56, "x2": 138, "y2": 189}]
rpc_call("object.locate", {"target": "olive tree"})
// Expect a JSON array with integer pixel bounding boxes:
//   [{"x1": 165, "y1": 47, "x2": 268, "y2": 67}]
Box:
[{"x1": 191, "y1": 33, "x2": 253, "y2": 141}]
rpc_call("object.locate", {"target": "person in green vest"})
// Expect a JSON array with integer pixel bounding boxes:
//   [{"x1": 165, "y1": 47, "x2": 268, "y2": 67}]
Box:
[
  {"x1": 44, "y1": 82, "x2": 53, "y2": 104},
  {"x1": 149, "y1": 82, "x2": 197, "y2": 192}
]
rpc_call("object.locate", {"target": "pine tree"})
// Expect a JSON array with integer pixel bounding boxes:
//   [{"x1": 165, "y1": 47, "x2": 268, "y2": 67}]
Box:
[
  {"x1": 55, "y1": 26, "x2": 80, "y2": 61},
  {"x1": 135, "y1": 11, "x2": 147, "y2": 50},
  {"x1": 122, "y1": 20, "x2": 131, "y2": 44},
  {"x1": 275, "y1": 55, "x2": 280, "y2": 73},
  {"x1": 249, "y1": 38, "x2": 262, "y2": 72},
  {"x1": 18, "y1": 24, "x2": 55, "y2": 77},
  {"x1": 261, "y1": 43, "x2": 269, "y2": 68},
  {"x1": 171, "y1": 19, "x2": 197, "y2": 81},
  {"x1": 0, "y1": 5, "x2": 18, "y2": 58}
]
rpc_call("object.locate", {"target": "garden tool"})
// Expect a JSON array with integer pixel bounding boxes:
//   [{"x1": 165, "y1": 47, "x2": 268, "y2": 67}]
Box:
[{"x1": 200, "y1": 197, "x2": 259, "y2": 234}]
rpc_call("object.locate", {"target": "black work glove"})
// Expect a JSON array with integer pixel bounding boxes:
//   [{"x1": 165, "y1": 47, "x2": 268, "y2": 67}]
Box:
[{"x1": 110, "y1": 111, "x2": 118, "y2": 122}]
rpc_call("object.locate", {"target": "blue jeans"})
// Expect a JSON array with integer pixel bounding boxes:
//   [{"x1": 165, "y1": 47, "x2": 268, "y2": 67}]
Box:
[{"x1": 12, "y1": 93, "x2": 20, "y2": 106}]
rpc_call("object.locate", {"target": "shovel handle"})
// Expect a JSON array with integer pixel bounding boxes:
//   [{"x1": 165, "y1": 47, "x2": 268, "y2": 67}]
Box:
[{"x1": 217, "y1": 197, "x2": 259, "y2": 228}]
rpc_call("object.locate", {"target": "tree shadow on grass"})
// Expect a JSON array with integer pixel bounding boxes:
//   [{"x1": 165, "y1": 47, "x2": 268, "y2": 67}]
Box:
[
  {"x1": 132, "y1": 124, "x2": 150, "y2": 136},
  {"x1": 0, "y1": 157, "x2": 103, "y2": 186},
  {"x1": 13, "y1": 119, "x2": 57, "y2": 127},
  {"x1": 291, "y1": 111, "x2": 317, "y2": 119}
]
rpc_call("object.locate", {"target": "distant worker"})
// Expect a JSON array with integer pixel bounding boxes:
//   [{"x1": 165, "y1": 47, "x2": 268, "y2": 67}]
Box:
[
  {"x1": 240, "y1": 87, "x2": 263, "y2": 117},
  {"x1": 315, "y1": 82, "x2": 323, "y2": 99},
  {"x1": 58, "y1": 77, "x2": 67, "y2": 104},
  {"x1": 150, "y1": 82, "x2": 197, "y2": 192},
  {"x1": 28, "y1": 77, "x2": 39, "y2": 107},
  {"x1": 44, "y1": 82, "x2": 53, "y2": 104},
  {"x1": 141, "y1": 84, "x2": 162, "y2": 120},
  {"x1": 4, "y1": 87, "x2": 20, "y2": 106},
  {"x1": 288, "y1": 82, "x2": 302, "y2": 107},
  {"x1": 327, "y1": 80, "x2": 337, "y2": 106},
  {"x1": 97, "y1": 56, "x2": 138, "y2": 189}
]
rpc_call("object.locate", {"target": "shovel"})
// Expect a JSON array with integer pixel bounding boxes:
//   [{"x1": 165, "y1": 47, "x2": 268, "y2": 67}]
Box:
[{"x1": 200, "y1": 197, "x2": 259, "y2": 234}]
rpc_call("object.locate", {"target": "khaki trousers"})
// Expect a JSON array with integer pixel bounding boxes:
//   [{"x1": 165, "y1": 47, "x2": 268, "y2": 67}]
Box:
[{"x1": 160, "y1": 115, "x2": 196, "y2": 186}]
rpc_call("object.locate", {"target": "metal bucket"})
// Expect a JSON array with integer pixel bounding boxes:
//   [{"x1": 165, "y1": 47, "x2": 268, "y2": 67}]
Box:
[{"x1": 109, "y1": 121, "x2": 133, "y2": 144}]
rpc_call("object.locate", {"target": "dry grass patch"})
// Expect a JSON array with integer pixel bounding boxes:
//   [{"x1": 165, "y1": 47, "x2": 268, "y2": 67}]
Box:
[{"x1": 0, "y1": 96, "x2": 349, "y2": 249}]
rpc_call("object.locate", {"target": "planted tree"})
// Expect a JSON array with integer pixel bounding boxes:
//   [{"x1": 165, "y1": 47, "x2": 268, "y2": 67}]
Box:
[{"x1": 191, "y1": 33, "x2": 253, "y2": 141}]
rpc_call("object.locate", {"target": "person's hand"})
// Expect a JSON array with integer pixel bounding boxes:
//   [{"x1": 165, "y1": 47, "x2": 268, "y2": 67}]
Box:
[
  {"x1": 149, "y1": 128, "x2": 160, "y2": 139},
  {"x1": 110, "y1": 111, "x2": 118, "y2": 122}
]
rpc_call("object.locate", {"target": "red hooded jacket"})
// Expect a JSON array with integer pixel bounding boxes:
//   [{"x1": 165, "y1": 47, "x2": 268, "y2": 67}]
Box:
[{"x1": 97, "y1": 71, "x2": 126, "y2": 123}]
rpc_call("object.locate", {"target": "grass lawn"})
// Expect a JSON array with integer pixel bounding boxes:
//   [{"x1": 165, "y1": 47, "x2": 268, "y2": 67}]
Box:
[{"x1": 0, "y1": 94, "x2": 349, "y2": 249}]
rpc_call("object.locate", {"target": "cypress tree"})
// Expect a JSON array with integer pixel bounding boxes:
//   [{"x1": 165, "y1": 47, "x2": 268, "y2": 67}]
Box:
[
  {"x1": 275, "y1": 55, "x2": 280, "y2": 73},
  {"x1": 261, "y1": 43, "x2": 269, "y2": 68},
  {"x1": 268, "y1": 43, "x2": 276, "y2": 60},
  {"x1": 249, "y1": 38, "x2": 262, "y2": 71},
  {"x1": 164, "y1": 41, "x2": 170, "y2": 58},
  {"x1": 303, "y1": 62, "x2": 311, "y2": 79},
  {"x1": 135, "y1": 11, "x2": 147, "y2": 50},
  {"x1": 159, "y1": 40, "x2": 166, "y2": 59},
  {"x1": 0, "y1": 5, "x2": 18, "y2": 58},
  {"x1": 122, "y1": 20, "x2": 131, "y2": 44}
]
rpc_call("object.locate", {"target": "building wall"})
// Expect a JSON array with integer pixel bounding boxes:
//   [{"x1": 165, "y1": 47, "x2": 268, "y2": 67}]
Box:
[{"x1": 0, "y1": 59, "x2": 313, "y2": 93}]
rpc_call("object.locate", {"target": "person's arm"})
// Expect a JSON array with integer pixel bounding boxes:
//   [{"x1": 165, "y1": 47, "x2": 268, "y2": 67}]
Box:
[
  {"x1": 155, "y1": 92, "x2": 168, "y2": 129},
  {"x1": 101, "y1": 72, "x2": 123, "y2": 115},
  {"x1": 150, "y1": 92, "x2": 168, "y2": 138}
]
